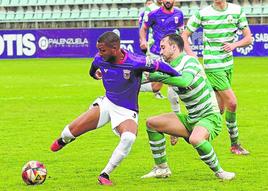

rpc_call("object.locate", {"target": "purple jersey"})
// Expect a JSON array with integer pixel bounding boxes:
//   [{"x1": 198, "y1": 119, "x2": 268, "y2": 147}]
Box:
[
  {"x1": 144, "y1": 7, "x2": 184, "y2": 54},
  {"x1": 90, "y1": 49, "x2": 179, "y2": 112}
]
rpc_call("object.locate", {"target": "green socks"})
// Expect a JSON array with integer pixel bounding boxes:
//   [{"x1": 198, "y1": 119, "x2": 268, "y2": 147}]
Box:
[
  {"x1": 146, "y1": 128, "x2": 167, "y2": 165},
  {"x1": 195, "y1": 140, "x2": 222, "y2": 173},
  {"x1": 225, "y1": 111, "x2": 239, "y2": 145}
]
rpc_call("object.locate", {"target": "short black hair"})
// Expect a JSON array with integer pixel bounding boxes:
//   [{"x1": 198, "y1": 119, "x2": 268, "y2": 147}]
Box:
[
  {"x1": 97, "y1": 31, "x2": 120, "y2": 48},
  {"x1": 163, "y1": 33, "x2": 184, "y2": 52}
]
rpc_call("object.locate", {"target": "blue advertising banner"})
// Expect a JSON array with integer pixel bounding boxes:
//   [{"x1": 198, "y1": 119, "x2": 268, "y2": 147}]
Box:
[{"x1": 0, "y1": 25, "x2": 267, "y2": 59}]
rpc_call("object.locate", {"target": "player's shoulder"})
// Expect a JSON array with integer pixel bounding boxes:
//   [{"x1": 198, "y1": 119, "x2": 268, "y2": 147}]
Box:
[
  {"x1": 183, "y1": 54, "x2": 199, "y2": 64},
  {"x1": 228, "y1": 2, "x2": 242, "y2": 9},
  {"x1": 199, "y1": 5, "x2": 213, "y2": 15},
  {"x1": 148, "y1": 3, "x2": 159, "y2": 11},
  {"x1": 148, "y1": 7, "x2": 161, "y2": 17},
  {"x1": 227, "y1": 3, "x2": 243, "y2": 13},
  {"x1": 126, "y1": 50, "x2": 146, "y2": 64},
  {"x1": 93, "y1": 53, "x2": 103, "y2": 63},
  {"x1": 174, "y1": 7, "x2": 183, "y2": 14}
]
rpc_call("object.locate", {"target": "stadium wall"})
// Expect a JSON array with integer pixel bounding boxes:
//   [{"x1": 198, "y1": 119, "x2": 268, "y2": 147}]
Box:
[{"x1": 0, "y1": 25, "x2": 267, "y2": 59}]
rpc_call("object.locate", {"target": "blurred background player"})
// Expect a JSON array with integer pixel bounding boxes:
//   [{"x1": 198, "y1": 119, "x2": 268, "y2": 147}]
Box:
[
  {"x1": 142, "y1": 34, "x2": 235, "y2": 180},
  {"x1": 50, "y1": 31, "x2": 179, "y2": 186},
  {"x1": 140, "y1": 0, "x2": 184, "y2": 144},
  {"x1": 139, "y1": 0, "x2": 166, "y2": 99},
  {"x1": 182, "y1": 0, "x2": 252, "y2": 155}
]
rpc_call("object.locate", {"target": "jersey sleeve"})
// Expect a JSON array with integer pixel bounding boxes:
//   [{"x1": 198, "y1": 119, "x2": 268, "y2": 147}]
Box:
[
  {"x1": 144, "y1": 10, "x2": 154, "y2": 28},
  {"x1": 238, "y1": 7, "x2": 249, "y2": 30},
  {"x1": 132, "y1": 57, "x2": 180, "y2": 76},
  {"x1": 186, "y1": 10, "x2": 201, "y2": 33},
  {"x1": 89, "y1": 56, "x2": 100, "y2": 79},
  {"x1": 149, "y1": 71, "x2": 194, "y2": 87},
  {"x1": 182, "y1": 58, "x2": 201, "y2": 76}
]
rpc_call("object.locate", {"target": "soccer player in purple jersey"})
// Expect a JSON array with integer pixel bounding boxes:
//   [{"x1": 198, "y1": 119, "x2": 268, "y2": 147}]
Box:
[
  {"x1": 139, "y1": 0, "x2": 184, "y2": 55},
  {"x1": 140, "y1": 0, "x2": 184, "y2": 145},
  {"x1": 50, "y1": 31, "x2": 179, "y2": 186},
  {"x1": 139, "y1": 0, "x2": 166, "y2": 99}
]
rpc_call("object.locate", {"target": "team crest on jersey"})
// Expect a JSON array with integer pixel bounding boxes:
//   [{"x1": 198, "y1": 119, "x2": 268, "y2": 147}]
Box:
[
  {"x1": 227, "y1": 15, "x2": 234, "y2": 23},
  {"x1": 174, "y1": 17, "x2": 179, "y2": 24},
  {"x1": 123, "y1": 69, "x2": 131, "y2": 79},
  {"x1": 104, "y1": 69, "x2": 108, "y2": 73}
]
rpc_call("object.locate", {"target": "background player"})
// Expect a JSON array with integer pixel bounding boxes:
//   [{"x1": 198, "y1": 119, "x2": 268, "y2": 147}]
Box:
[
  {"x1": 140, "y1": 0, "x2": 184, "y2": 144},
  {"x1": 182, "y1": 0, "x2": 252, "y2": 155},
  {"x1": 139, "y1": 0, "x2": 166, "y2": 99}
]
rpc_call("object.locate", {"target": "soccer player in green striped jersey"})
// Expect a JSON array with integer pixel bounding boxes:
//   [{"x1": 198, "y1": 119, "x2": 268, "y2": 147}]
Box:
[
  {"x1": 142, "y1": 34, "x2": 235, "y2": 180},
  {"x1": 181, "y1": 0, "x2": 252, "y2": 155}
]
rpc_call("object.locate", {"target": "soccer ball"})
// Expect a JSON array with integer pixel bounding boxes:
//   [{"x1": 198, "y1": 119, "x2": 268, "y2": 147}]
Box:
[{"x1": 21, "y1": 161, "x2": 47, "y2": 185}]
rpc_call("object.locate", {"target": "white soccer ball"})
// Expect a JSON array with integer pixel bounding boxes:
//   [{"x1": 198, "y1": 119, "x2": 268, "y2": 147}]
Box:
[{"x1": 21, "y1": 160, "x2": 47, "y2": 185}]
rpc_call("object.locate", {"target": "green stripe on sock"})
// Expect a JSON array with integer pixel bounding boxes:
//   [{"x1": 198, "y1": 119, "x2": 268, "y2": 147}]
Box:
[
  {"x1": 146, "y1": 129, "x2": 167, "y2": 165},
  {"x1": 194, "y1": 140, "x2": 222, "y2": 172},
  {"x1": 226, "y1": 111, "x2": 239, "y2": 145}
]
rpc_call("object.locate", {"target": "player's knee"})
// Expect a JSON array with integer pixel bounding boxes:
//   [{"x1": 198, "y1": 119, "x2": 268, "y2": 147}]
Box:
[
  {"x1": 226, "y1": 100, "x2": 237, "y2": 111},
  {"x1": 189, "y1": 135, "x2": 202, "y2": 146},
  {"x1": 146, "y1": 118, "x2": 157, "y2": 130},
  {"x1": 120, "y1": 132, "x2": 136, "y2": 155}
]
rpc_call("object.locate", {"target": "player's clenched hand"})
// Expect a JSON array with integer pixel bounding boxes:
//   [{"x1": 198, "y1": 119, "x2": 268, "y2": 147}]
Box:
[
  {"x1": 95, "y1": 70, "x2": 102, "y2": 80},
  {"x1": 223, "y1": 42, "x2": 236, "y2": 52},
  {"x1": 140, "y1": 40, "x2": 148, "y2": 51}
]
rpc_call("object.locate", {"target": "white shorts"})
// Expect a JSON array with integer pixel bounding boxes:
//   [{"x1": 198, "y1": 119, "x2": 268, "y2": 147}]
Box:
[{"x1": 90, "y1": 96, "x2": 138, "y2": 136}]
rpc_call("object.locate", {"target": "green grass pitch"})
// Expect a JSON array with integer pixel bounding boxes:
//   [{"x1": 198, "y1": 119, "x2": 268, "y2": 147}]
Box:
[{"x1": 0, "y1": 57, "x2": 268, "y2": 191}]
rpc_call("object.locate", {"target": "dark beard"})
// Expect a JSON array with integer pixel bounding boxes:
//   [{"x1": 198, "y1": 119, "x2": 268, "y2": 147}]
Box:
[
  {"x1": 163, "y1": 2, "x2": 173, "y2": 10},
  {"x1": 107, "y1": 56, "x2": 116, "y2": 63}
]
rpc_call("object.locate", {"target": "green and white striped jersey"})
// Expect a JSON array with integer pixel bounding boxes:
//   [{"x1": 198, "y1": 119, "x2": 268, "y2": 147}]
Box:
[
  {"x1": 186, "y1": 3, "x2": 249, "y2": 72},
  {"x1": 150, "y1": 53, "x2": 220, "y2": 123}
]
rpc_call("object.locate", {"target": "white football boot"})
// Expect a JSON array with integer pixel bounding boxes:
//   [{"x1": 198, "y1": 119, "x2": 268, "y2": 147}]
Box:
[
  {"x1": 215, "y1": 170, "x2": 235, "y2": 180},
  {"x1": 141, "y1": 165, "x2": 171, "y2": 178}
]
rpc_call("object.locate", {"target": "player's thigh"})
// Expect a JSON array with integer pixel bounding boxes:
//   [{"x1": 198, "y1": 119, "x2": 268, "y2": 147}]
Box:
[
  {"x1": 206, "y1": 70, "x2": 231, "y2": 91},
  {"x1": 108, "y1": 100, "x2": 138, "y2": 136},
  {"x1": 69, "y1": 106, "x2": 100, "y2": 136},
  {"x1": 189, "y1": 126, "x2": 210, "y2": 145},
  {"x1": 69, "y1": 96, "x2": 110, "y2": 135},
  {"x1": 146, "y1": 112, "x2": 190, "y2": 138},
  {"x1": 194, "y1": 113, "x2": 222, "y2": 142},
  {"x1": 217, "y1": 88, "x2": 237, "y2": 105}
]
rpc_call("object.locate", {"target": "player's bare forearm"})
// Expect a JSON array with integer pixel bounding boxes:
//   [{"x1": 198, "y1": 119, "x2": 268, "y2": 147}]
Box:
[
  {"x1": 223, "y1": 28, "x2": 252, "y2": 52},
  {"x1": 139, "y1": 25, "x2": 148, "y2": 51},
  {"x1": 182, "y1": 30, "x2": 197, "y2": 58},
  {"x1": 234, "y1": 28, "x2": 253, "y2": 47}
]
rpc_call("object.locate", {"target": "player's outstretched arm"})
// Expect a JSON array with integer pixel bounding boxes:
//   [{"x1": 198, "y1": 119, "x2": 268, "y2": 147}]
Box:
[
  {"x1": 149, "y1": 71, "x2": 194, "y2": 88},
  {"x1": 181, "y1": 30, "x2": 197, "y2": 58},
  {"x1": 133, "y1": 57, "x2": 180, "y2": 77}
]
